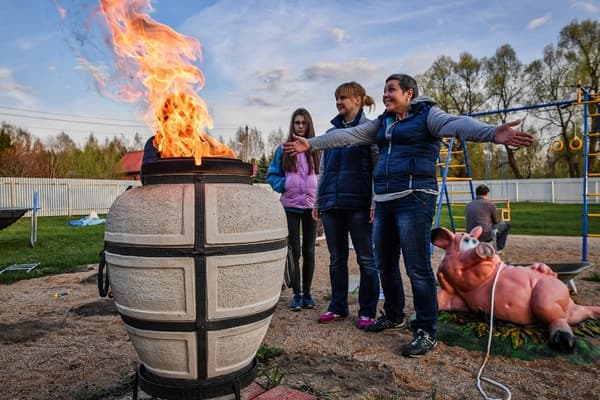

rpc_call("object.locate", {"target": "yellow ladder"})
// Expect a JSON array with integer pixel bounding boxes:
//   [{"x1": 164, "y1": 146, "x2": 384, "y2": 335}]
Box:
[
  {"x1": 579, "y1": 83, "x2": 600, "y2": 242},
  {"x1": 434, "y1": 137, "x2": 474, "y2": 232}
]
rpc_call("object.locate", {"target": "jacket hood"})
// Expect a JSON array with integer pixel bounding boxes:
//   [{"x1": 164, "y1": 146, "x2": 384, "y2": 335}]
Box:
[
  {"x1": 409, "y1": 96, "x2": 437, "y2": 114},
  {"x1": 379, "y1": 96, "x2": 438, "y2": 120},
  {"x1": 411, "y1": 96, "x2": 437, "y2": 106}
]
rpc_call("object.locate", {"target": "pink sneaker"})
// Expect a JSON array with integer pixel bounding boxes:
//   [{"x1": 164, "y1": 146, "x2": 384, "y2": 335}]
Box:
[
  {"x1": 318, "y1": 312, "x2": 345, "y2": 324},
  {"x1": 356, "y1": 316, "x2": 376, "y2": 329}
]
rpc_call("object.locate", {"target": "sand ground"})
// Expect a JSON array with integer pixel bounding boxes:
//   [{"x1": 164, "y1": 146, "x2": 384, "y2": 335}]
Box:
[{"x1": 0, "y1": 234, "x2": 599, "y2": 399}]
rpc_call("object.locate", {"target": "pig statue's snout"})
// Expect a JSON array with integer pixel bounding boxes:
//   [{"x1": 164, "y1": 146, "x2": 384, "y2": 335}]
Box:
[{"x1": 475, "y1": 241, "x2": 496, "y2": 258}]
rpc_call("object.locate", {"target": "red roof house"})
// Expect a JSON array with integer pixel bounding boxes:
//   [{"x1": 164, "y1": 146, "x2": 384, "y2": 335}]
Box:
[{"x1": 119, "y1": 150, "x2": 143, "y2": 180}]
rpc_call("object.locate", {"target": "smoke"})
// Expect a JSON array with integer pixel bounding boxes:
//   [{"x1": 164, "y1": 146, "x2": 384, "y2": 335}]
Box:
[{"x1": 54, "y1": 0, "x2": 149, "y2": 107}]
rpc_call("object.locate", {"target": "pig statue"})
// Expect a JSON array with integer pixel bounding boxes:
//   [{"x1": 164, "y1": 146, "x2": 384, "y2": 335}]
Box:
[{"x1": 432, "y1": 226, "x2": 600, "y2": 351}]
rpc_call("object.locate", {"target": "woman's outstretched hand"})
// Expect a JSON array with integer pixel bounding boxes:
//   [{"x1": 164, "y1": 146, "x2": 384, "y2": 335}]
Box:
[
  {"x1": 494, "y1": 119, "x2": 534, "y2": 147},
  {"x1": 283, "y1": 135, "x2": 311, "y2": 156}
]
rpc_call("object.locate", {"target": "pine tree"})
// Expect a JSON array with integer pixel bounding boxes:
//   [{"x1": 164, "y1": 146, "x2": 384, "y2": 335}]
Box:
[{"x1": 254, "y1": 154, "x2": 271, "y2": 183}]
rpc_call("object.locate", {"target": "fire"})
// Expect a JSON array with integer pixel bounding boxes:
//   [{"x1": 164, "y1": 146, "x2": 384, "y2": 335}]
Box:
[{"x1": 98, "y1": 0, "x2": 234, "y2": 164}]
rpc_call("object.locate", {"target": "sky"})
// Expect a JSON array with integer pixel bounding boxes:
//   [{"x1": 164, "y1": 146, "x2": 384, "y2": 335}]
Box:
[{"x1": 0, "y1": 0, "x2": 598, "y2": 149}]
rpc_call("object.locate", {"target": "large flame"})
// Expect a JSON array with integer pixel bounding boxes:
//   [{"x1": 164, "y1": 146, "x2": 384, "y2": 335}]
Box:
[{"x1": 98, "y1": 0, "x2": 234, "y2": 164}]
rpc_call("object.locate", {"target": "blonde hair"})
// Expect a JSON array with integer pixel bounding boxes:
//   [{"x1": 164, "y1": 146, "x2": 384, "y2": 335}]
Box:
[{"x1": 334, "y1": 81, "x2": 376, "y2": 113}]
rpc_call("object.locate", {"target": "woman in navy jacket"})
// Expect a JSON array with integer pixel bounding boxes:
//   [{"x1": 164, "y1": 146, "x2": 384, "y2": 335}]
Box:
[{"x1": 313, "y1": 82, "x2": 380, "y2": 329}]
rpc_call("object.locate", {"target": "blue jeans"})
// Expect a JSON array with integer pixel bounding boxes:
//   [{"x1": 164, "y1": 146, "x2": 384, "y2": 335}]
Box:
[
  {"x1": 493, "y1": 221, "x2": 510, "y2": 250},
  {"x1": 322, "y1": 210, "x2": 379, "y2": 318},
  {"x1": 286, "y1": 210, "x2": 317, "y2": 295},
  {"x1": 373, "y1": 192, "x2": 438, "y2": 337}
]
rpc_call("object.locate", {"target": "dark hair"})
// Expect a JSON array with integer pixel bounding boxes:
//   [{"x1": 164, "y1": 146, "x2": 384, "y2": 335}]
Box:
[
  {"x1": 476, "y1": 184, "x2": 490, "y2": 196},
  {"x1": 282, "y1": 108, "x2": 320, "y2": 174},
  {"x1": 334, "y1": 81, "x2": 376, "y2": 112},
  {"x1": 385, "y1": 74, "x2": 419, "y2": 100}
]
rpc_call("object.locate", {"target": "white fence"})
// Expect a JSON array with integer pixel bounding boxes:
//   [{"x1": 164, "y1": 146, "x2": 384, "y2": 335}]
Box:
[
  {"x1": 0, "y1": 177, "x2": 140, "y2": 217},
  {"x1": 445, "y1": 178, "x2": 600, "y2": 204},
  {"x1": 0, "y1": 177, "x2": 598, "y2": 217}
]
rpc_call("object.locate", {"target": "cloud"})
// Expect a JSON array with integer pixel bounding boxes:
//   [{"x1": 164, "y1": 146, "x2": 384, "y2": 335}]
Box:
[
  {"x1": 328, "y1": 27, "x2": 349, "y2": 43},
  {"x1": 527, "y1": 14, "x2": 551, "y2": 30},
  {"x1": 254, "y1": 68, "x2": 288, "y2": 92},
  {"x1": 0, "y1": 68, "x2": 35, "y2": 106},
  {"x1": 303, "y1": 59, "x2": 378, "y2": 81},
  {"x1": 172, "y1": 0, "x2": 574, "y2": 142},
  {"x1": 570, "y1": 1, "x2": 599, "y2": 12},
  {"x1": 246, "y1": 96, "x2": 278, "y2": 107},
  {"x1": 358, "y1": 0, "x2": 473, "y2": 27}
]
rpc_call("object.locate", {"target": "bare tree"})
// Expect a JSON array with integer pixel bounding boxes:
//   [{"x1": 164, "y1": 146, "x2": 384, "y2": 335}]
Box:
[
  {"x1": 559, "y1": 19, "x2": 600, "y2": 173},
  {"x1": 45, "y1": 132, "x2": 78, "y2": 178},
  {"x1": 0, "y1": 126, "x2": 11, "y2": 152},
  {"x1": 0, "y1": 124, "x2": 42, "y2": 177},
  {"x1": 419, "y1": 55, "x2": 457, "y2": 113},
  {"x1": 130, "y1": 132, "x2": 145, "y2": 151},
  {"x1": 454, "y1": 53, "x2": 486, "y2": 114},
  {"x1": 227, "y1": 126, "x2": 266, "y2": 162},
  {"x1": 267, "y1": 128, "x2": 285, "y2": 155},
  {"x1": 419, "y1": 53, "x2": 488, "y2": 178},
  {"x1": 484, "y1": 44, "x2": 529, "y2": 178},
  {"x1": 525, "y1": 44, "x2": 581, "y2": 177}
]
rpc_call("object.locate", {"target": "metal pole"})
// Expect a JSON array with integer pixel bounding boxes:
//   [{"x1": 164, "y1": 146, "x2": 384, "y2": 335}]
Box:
[
  {"x1": 581, "y1": 89, "x2": 590, "y2": 262},
  {"x1": 467, "y1": 99, "x2": 576, "y2": 118},
  {"x1": 244, "y1": 125, "x2": 249, "y2": 162}
]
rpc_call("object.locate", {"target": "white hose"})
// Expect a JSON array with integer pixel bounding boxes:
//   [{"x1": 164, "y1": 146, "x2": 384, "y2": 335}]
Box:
[{"x1": 476, "y1": 262, "x2": 512, "y2": 400}]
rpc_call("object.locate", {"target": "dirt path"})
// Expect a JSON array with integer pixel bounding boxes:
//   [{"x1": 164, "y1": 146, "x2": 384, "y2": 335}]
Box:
[{"x1": 0, "y1": 235, "x2": 599, "y2": 399}]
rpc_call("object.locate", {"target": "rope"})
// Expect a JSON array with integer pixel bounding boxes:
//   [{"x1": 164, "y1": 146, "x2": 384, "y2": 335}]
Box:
[{"x1": 476, "y1": 262, "x2": 512, "y2": 400}]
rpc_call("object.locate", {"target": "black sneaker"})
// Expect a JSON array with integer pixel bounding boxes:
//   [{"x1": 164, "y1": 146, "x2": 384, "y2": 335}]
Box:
[
  {"x1": 365, "y1": 312, "x2": 406, "y2": 332},
  {"x1": 401, "y1": 329, "x2": 437, "y2": 357}
]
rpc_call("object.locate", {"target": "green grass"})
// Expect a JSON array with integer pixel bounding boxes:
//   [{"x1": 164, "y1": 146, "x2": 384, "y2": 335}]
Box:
[
  {"x1": 0, "y1": 216, "x2": 105, "y2": 284},
  {"x1": 437, "y1": 202, "x2": 600, "y2": 236},
  {"x1": 511, "y1": 203, "x2": 600, "y2": 235},
  {"x1": 1, "y1": 202, "x2": 598, "y2": 284}
]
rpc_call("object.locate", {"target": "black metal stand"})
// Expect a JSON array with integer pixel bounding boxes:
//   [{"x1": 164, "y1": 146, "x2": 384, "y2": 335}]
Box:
[
  {"x1": 132, "y1": 359, "x2": 256, "y2": 400},
  {"x1": 132, "y1": 369, "x2": 139, "y2": 400}
]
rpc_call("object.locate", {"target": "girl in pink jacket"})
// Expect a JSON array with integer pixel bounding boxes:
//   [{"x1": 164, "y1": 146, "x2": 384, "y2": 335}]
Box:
[{"x1": 267, "y1": 108, "x2": 320, "y2": 310}]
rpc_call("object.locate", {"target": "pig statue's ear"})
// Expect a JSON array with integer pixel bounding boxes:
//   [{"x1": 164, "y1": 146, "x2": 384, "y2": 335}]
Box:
[
  {"x1": 431, "y1": 227, "x2": 454, "y2": 249},
  {"x1": 469, "y1": 226, "x2": 483, "y2": 239}
]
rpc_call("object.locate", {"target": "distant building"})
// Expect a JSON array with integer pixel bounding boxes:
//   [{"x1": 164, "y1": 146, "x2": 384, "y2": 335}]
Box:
[{"x1": 119, "y1": 150, "x2": 143, "y2": 180}]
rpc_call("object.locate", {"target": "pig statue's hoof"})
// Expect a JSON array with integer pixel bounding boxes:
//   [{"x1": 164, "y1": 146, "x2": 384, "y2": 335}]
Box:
[{"x1": 550, "y1": 330, "x2": 576, "y2": 352}]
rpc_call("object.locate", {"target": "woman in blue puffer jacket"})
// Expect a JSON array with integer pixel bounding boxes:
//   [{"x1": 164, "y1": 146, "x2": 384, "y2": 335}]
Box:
[
  {"x1": 283, "y1": 74, "x2": 534, "y2": 357},
  {"x1": 267, "y1": 108, "x2": 320, "y2": 311}
]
